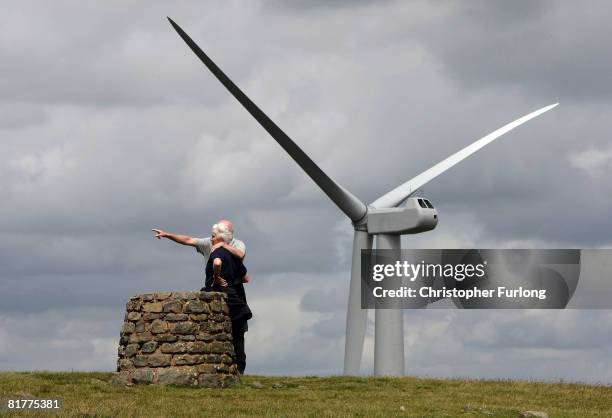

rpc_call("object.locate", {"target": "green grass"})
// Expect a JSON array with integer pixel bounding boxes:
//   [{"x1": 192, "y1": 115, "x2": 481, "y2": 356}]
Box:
[{"x1": 0, "y1": 372, "x2": 610, "y2": 417}]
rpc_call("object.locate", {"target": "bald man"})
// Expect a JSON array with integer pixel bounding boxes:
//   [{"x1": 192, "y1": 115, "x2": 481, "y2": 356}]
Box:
[
  {"x1": 152, "y1": 219, "x2": 246, "y2": 266},
  {"x1": 153, "y1": 220, "x2": 251, "y2": 373}
]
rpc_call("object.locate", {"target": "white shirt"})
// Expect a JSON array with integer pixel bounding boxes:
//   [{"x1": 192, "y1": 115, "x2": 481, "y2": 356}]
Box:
[{"x1": 193, "y1": 237, "x2": 246, "y2": 263}]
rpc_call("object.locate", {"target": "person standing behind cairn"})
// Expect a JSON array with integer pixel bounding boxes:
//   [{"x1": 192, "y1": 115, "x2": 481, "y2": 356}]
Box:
[
  {"x1": 152, "y1": 220, "x2": 250, "y2": 285},
  {"x1": 203, "y1": 229, "x2": 252, "y2": 374},
  {"x1": 152, "y1": 219, "x2": 246, "y2": 265},
  {"x1": 151, "y1": 220, "x2": 252, "y2": 373}
]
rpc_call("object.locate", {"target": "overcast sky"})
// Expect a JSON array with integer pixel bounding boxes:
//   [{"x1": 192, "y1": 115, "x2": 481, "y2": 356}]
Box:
[{"x1": 1, "y1": 1, "x2": 612, "y2": 383}]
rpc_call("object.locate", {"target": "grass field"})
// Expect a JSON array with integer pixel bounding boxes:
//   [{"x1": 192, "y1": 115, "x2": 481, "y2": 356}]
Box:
[{"x1": 0, "y1": 372, "x2": 610, "y2": 417}]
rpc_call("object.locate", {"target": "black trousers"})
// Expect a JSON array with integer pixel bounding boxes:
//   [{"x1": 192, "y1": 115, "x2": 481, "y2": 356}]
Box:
[{"x1": 231, "y1": 318, "x2": 247, "y2": 374}]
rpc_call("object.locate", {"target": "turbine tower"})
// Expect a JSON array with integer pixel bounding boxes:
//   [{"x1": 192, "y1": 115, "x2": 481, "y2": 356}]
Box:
[{"x1": 168, "y1": 18, "x2": 558, "y2": 376}]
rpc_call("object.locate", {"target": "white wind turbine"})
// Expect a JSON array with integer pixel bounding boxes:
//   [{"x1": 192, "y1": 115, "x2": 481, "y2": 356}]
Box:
[{"x1": 168, "y1": 18, "x2": 558, "y2": 376}]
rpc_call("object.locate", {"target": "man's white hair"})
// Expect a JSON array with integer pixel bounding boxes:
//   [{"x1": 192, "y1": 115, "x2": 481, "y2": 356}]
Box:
[{"x1": 212, "y1": 221, "x2": 233, "y2": 243}]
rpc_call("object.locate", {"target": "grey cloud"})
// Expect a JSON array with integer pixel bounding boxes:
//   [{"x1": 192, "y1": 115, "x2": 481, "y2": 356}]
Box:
[
  {"x1": 300, "y1": 287, "x2": 346, "y2": 314},
  {"x1": 457, "y1": 0, "x2": 553, "y2": 26},
  {"x1": 457, "y1": 310, "x2": 612, "y2": 350},
  {"x1": 308, "y1": 314, "x2": 345, "y2": 339},
  {"x1": 0, "y1": 307, "x2": 120, "y2": 371},
  {"x1": 0, "y1": 103, "x2": 47, "y2": 129},
  {"x1": 426, "y1": 1, "x2": 612, "y2": 101},
  {"x1": 397, "y1": 310, "x2": 612, "y2": 382},
  {"x1": 264, "y1": 0, "x2": 390, "y2": 12},
  {"x1": 0, "y1": 2, "x2": 269, "y2": 107}
]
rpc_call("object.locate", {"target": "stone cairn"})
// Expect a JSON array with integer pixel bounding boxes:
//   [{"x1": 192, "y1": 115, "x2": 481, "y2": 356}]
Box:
[{"x1": 111, "y1": 291, "x2": 239, "y2": 387}]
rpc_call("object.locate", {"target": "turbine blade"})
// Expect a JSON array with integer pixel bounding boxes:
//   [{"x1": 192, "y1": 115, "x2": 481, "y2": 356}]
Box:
[
  {"x1": 167, "y1": 17, "x2": 367, "y2": 222},
  {"x1": 370, "y1": 103, "x2": 559, "y2": 208}
]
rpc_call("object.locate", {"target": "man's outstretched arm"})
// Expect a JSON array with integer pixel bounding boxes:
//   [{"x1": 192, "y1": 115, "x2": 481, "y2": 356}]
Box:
[{"x1": 152, "y1": 229, "x2": 196, "y2": 246}]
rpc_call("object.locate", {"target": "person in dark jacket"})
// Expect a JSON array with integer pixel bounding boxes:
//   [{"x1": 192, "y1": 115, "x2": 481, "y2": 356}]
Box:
[{"x1": 202, "y1": 228, "x2": 252, "y2": 375}]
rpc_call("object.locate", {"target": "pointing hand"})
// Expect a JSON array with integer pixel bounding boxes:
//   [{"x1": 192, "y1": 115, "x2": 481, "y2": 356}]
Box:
[{"x1": 152, "y1": 229, "x2": 166, "y2": 239}]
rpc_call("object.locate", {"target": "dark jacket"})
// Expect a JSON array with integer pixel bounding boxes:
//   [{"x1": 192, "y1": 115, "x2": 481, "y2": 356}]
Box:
[{"x1": 203, "y1": 247, "x2": 252, "y2": 322}]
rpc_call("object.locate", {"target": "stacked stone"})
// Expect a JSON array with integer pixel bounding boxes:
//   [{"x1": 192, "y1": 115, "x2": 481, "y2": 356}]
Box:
[{"x1": 112, "y1": 291, "x2": 239, "y2": 387}]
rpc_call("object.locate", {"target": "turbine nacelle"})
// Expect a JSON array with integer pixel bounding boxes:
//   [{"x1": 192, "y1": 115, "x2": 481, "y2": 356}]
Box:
[{"x1": 364, "y1": 198, "x2": 438, "y2": 235}]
